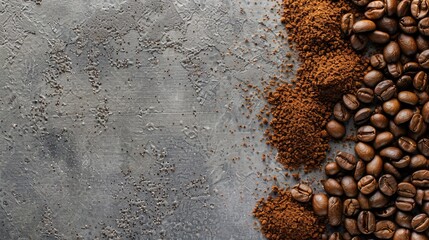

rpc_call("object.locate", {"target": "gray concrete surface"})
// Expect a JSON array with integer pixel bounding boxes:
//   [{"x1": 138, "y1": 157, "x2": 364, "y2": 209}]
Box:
[{"x1": 0, "y1": 0, "x2": 306, "y2": 239}]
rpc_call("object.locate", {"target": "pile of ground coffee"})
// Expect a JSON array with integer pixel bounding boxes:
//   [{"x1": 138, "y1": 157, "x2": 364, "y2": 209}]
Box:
[{"x1": 264, "y1": 0, "x2": 366, "y2": 171}]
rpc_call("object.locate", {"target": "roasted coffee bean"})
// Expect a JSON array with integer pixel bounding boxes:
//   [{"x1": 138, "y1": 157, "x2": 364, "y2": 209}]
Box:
[
  {"x1": 353, "y1": 19, "x2": 377, "y2": 33},
  {"x1": 396, "y1": 211, "x2": 413, "y2": 229},
  {"x1": 375, "y1": 206, "x2": 397, "y2": 218},
  {"x1": 412, "y1": 214, "x2": 429, "y2": 232},
  {"x1": 383, "y1": 98, "x2": 401, "y2": 116},
  {"x1": 329, "y1": 232, "x2": 342, "y2": 240},
  {"x1": 357, "y1": 88, "x2": 375, "y2": 103},
  {"x1": 371, "y1": 54, "x2": 387, "y2": 69},
  {"x1": 364, "y1": 70, "x2": 384, "y2": 87},
  {"x1": 398, "y1": 91, "x2": 419, "y2": 105},
  {"x1": 416, "y1": 90, "x2": 429, "y2": 104},
  {"x1": 398, "y1": 0, "x2": 412, "y2": 17},
  {"x1": 354, "y1": 108, "x2": 372, "y2": 125},
  {"x1": 334, "y1": 102, "x2": 352, "y2": 122},
  {"x1": 324, "y1": 178, "x2": 344, "y2": 196},
  {"x1": 374, "y1": 131, "x2": 394, "y2": 149},
  {"x1": 355, "y1": 142, "x2": 376, "y2": 161},
  {"x1": 291, "y1": 183, "x2": 313, "y2": 203},
  {"x1": 365, "y1": 1, "x2": 386, "y2": 19},
  {"x1": 389, "y1": 120, "x2": 407, "y2": 137},
  {"x1": 418, "y1": 49, "x2": 429, "y2": 69},
  {"x1": 422, "y1": 102, "x2": 429, "y2": 122},
  {"x1": 410, "y1": 232, "x2": 429, "y2": 240},
  {"x1": 328, "y1": 196, "x2": 343, "y2": 227},
  {"x1": 341, "y1": 13, "x2": 355, "y2": 36},
  {"x1": 400, "y1": 16, "x2": 418, "y2": 34},
  {"x1": 420, "y1": 17, "x2": 429, "y2": 36},
  {"x1": 336, "y1": 151, "x2": 358, "y2": 171},
  {"x1": 384, "y1": 41, "x2": 402, "y2": 63},
  {"x1": 374, "y1": 220, "x2": 396, "y2": 239},
  {"x1": 358, "y1": 175, "x2": 378, "y2": 195},
  {"x1": 416, "y1": 189, "x2": 424, "y2": 205},
  {"x1": 397, "y1": 75, "x2": 413, "y2": 89},
  {"x1": 410, "y1": 113, "x2": 425, "y2": 133},
  {"x1": 358, "y1": 211, "x2": 376, "y2": 234},
  {"x1": 417, "y1": 34, "x2": 429, "y2": 51},
  {"x1": 344, "y1": 198, "x2": 360, "y2": 217},
  {"x1": 358, "y1": 192, "x2": 371, "y2": 210},
  {"x1": 326, "y1": 162, "x2": 341, "y2": 176},
  {"x1": 409, "y1": 122, "x2": 427, "y2": 141},
  {"x1": 411, "y1": 0, "x2": 429, "y2": 19},
  {"x1": 398, "y1": 182, "x2": 417, "y2": 197},
  {"x1": 404, "y1": 61, "x2": 421, "y2": 75},
  {"x1": 369, "y1": 30, "x2": 391, "y2": 44},
  {"x1": 366, "y1": 155, "x2": 383, "y2": 177},
  {"x1": 396, "y1": 196, "x2": 416, "y2": 211},
  {"x1": 369, "y1": 190, "x2": 389, "y2": 208},
  {"x1": 380, "y1": 147, "x2": 404, "y2": 160},
  {"x1": 386, "y1": 0, "x2": 398, "y2": 16},
  {"x1": 375, "y1": 80, "x2": 397, "y2": 101},
  {"x1": 345, "y1": 218, "x2": 361, "y2": 236},
  {"x1": 342, "y1": 176, "x2": 359, "y2": 198},
  {"x1": 423, "y1": 202, "x2": 429, "y2": 215},
  {"x1": 388, "y1": 62, "x2": 404, "y2": 78},
  {"x1": 351, "y1": 34, "x2": 369, "y2": 51},
  {"x1": 398, "y1": 136, "x2": 418, "y2": 153},
  {"x1": 412, "y1": 170, "x2": 429, "y2": 187},
  {"x1": 355, "y1": 160, "x2": 366, "y2": 181},
  {"x1": 312, "y1": 193, "x2": 329, "y2": 216},
  {"x1": 418, "y1": 138, "x2": 429, "y2": 157},
  {"x1": 414, "y1": 71, "x2": 428, "y2": 91},
  {"x1": 326, "y1": 119, "x2": 346, "y2": 139},
  {"x1": 423, "y1": 189, "x2": 429, "y2": 200},
  {"x1": 379, "y1": 174, "x2": 398, "y2": 196},
  {"x1": 394, "y1": 109, "x2": 414, "y2": 125},
  {"x1": 343, "y1": 93, "x2": 360, "y2": 111},
  {"x1": 398, "y1": 33, "x2": 418, "y2": 56},
  {"x1": 371, "y1": 113, "x2": 389, "y2": 129},
  {"x1": 393, "y1": 228, "x2": 411, "y2": 240},
  {"x1": 384, "y1": 162, "x2": 402, "y2": 179},
  {"x1": 392, "y1": 155, "x2": 411, "y2": 168},
  {"x1": 352, "y1": 0, "x2": 371, "y2": 6},
  {"x1": 377, "y1": 17, "x2": 399, "y2": 35}
]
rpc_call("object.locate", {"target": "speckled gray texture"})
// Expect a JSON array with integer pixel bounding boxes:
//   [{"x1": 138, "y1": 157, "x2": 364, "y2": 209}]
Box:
[{"x1": 0, "y1": 0, "x2": 316, "y2": 239}]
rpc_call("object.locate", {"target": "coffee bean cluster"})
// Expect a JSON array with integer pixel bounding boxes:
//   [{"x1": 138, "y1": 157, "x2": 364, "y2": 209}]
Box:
[{"x1": 293, "y1": 0, "x2": 429, "y2": 239}]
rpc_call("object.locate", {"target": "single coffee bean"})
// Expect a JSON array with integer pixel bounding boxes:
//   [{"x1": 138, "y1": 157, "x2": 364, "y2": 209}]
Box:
[
  {"x1": 383, "y1": 98, "x2": 401, "y2": 116},
  {"x1": 398, "y1": 91, "x2": 419, "y2": 105},
  {"x1": 355, "y1": 142, "x2": 376, "y2": 161},
  {"x1": 342, "y1": 176, "x2": 359, "y2": 198},
  {"x1": 369, "y1": 30, "x2": 391, "y2": 44},
  {"x1": 354, "y1": 160, "x2": 366, "y2": 181},
  {"x1": 324, "y1": 178, "x2": 344, "y2": 196},
  {"x1": 396, "y1": 196, "x2": 416, "y2": 211},
  {"x1": 358, "y1": 175, "x2": 378, "y2": 195},
  {"x1": 358, "y1": 192, "x2": 371, "y2": 210},
  {"x1": 398, "y1": 182, "x2": 417, "y2": 197},
  {"x1": 370, "y1": 114, "x2": 387, "y2": 130},
  {"x1": 418, "y1": 138, "x2": 429, "y2": 157},
  {"x1": 374, "y1": 220, "x2": 396, "y2": 239},
  {"x1": 357, "y1": 87, "x2": 375, "y2": 103},
  {"x1": 350, "y1": 34, "x2": 369, "y2": 51},
  {"x1": 411, "y1": 0, "x2": 429, "y2": 19},
  {"x1": 392, "y1": 155, "x2": 411, "y2": 168},
  {"x1": 412, "y1": 170, "x2": 429, "y2": 187},
  {"x1": 410, "y1": 232, "x2": 429, "y2": 240},
  {"x1": 410, "y1": 113, "x2": 425, "y2": 133},
  {"x1": 377, "y1": 17, "x2": 399, "y2": 35},
  {"x1": 412, "y1": 214, "x2": 429, "y2": 232},
  {"x1": 344, "y1": 198, "x2": 360, "y2": 217},
  {"x1": 365, "y1": 1, "x2": 386, "y2": 19},
  {"x1": 334, "y1": 102, "x2": 352, "y2": 122},
  {"x1": 403, "y1": 61, "x2": 421, "y2": 75},
  {"x1": 375, "y1": 206, "x2": 397, "y2": 218},
  {"x1": 328, "y1": 196, "x2": 343, "y2": 227},
  {"x1": 393, "y1": 228, "x2": 411, "y2": 240},
  {"x1": 388, "y1": 62, "x2": 404, "y2": 78},
  {"x1": 385, "y1": 0, "x2": 398, "y2": 16},
  {"x1": 380, "y1": 147, "x2": 404, "y2": 160},
  {"x1": 353, "y1": 19, "x2": 377, "y2": 33},
  {"x1": 417, "y1": 34, "x2": 429, "y2": 51},
  {"x1": 398, "y1": 136, "x2": 418, "y2": 153},
  {"x1": 374, "y1": 131, "x2": 394, "y2": 149},
  {"x1": 364, "y1": 70, "x2": 384, "y2": 87},
  {"x1": 394, "y1": 109, "x2": 414, "y2": 125},
  {"x1": 336, "y1": 151, "x2": 358, "y2": 171},
  {"x1": 366, "y1": 155, "x2": 383, "y2": 177},
  {"x1": 291, "y1": 183, "x2": 313, "y2": 203},
  {"x1": 397, "y1": 75, "x2": 413, "y2": 89},
  {"x1": 352, "y1": 0, "x2": 371, "y2": 6},
  {"x1": 389, "y1": 120, "x2": 407, "y2": 138},
  {"x1": 396, "y1": 211, "x2": 413, "y2": 229},
  {"x1": 371, "y1": 54, "x2": 387, "y2": 69},
  {"x1": 379, "y1": 174, "x2": 398, "y2": 196},
  {"x1": 345, "y1": 218, "x2": 361, "y2": 236},
  {"x1": 423, "y1": 189, "x2": 429, "y2": 200},
  {"x1": 343, "y1": 93, "x2": 360, "y2": 111},
  {"x1": 375, "y1": 80, "x2": 397, "y2": 101},
  {"x1": 398, "y1": 33, "x2": 418, "y2": 56},
  {"x1": 384, "y1": 162, "x2": 402, "y2": 179},
  {"x1": 384, "y1": 41, "x2": 402, "y2": 63},
  {"x1": 326, "y1": 119, "x2": 346, "y2": 139},
  {"x1": 341, "y1": 13, "x2": 355, "y2": 36},
  {"x1": 416, "y1": 189, "x2": 424, "y2": 205},
  {"x1": 354, "y1": 108, "x2": 372, "y2": 125},
  {"x1": 312, "y1": 193, "x2": 328, "y2": 216},
  {"x1": 409, "y1": 122, "x2": 427, "y2": 141},
  {"x1": 420, "y1": 17, "x2": 429, "y2": 36},
  {"x1": 418, "y1": 49, "x2": 429, "y2": 69},
  {"x1": 414, "y1": 71, "x2": 428, "y2": 91},
  {"x1": 369, "y1": 190, "x2": 389, "y2": 208},
  {"x1": 400, "y1": 16, "x2": 418, "y2": 34},
  {"x1": 358, "y1": 211, "x2": 376, "y2": 234},
  {"x1": 416, "y1": 90, "x2": 429, "y2": 104},
  {"x1": 325, "y1": 162, "x2": 341, "y2": 176},
  {"x1": 398, "y1": 0, "x2": 412, "y2": 17},
  {"x1": 422, "y1": 102, "x2": 429, "y2": 122}
]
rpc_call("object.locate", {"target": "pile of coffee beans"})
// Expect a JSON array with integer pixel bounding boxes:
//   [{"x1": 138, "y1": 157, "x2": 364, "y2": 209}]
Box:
[{"x1": 294, "y1": 0, "x2": 429, "y2": 239}]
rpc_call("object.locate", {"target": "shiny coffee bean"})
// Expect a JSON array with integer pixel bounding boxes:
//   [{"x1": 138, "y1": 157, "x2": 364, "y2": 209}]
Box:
[
  {"x1": 291, "y1": 183, "x2": 313, "y2": 203},
  {"x1": 365, "y1": 1, "x2": 386, "y2": 20},
  {"x1": 422, "y1": 102, "x2": 429, "y2": 122},
  {"x1": 410, "y1": 121, "x2": 427, "y2": 141},
  {"x1": 312, "y1": 193, "x2": 328, "y2": 216},
  {"x1": 371, "y1": 54, "x2": 387, "y2": 69},
  {"x1": 358, "y1": 211, "x2": 376, "y2": 234},
  {"x1": 417, "y1": 34, "x2": 429, "y2": 51},
  {"x1": 334, "y1": 102, "x2": 352, "y2": 122},
  {"x1": 375, "y1": 206, "x2": 397, "y2": 218},
  {"x1": 336, "y1": 151, "x2": 358, "y2": 171},
  {"x1": 404, "y1": 61, "x2": 421, "y2": 75},
  {"x1": 326, "y1": 119, "x2": 346, "y2": 139},
  {"x1": 343, "y1": 93, "x2": 360, "y2": 110},
  {"x1": 397, "y1": 75, "x2": 413, "y2": 89},
  {"x1": 398, "y1": 0, "x2": 412, "y2": 17},
  {"x1": 418, "y1": 138, "x2": 429, "y2": 157},
  {"x1": 398, "y1": 91, "x2": 419, "y2": 105},
  {"x1": 325, "y1": 162, "x2": 341, "y2": 176},
  {"x1": 366, "y1": 155, "x2": 383, "y2": 177},
  {"x1": 354, "y1": 108, "x2": 372, "y2": 125},
  {"x1": 389, "y1": 120, "x2": 407, "y2": 137},
  {"x1": 384, "y1": 162, "x2": 402, "y2": 179},
  {"x1": 393, "y1": 228, "x2": 411, "y2": 240},
  {"x1": 357, "y1": 87, "x2": 375, "y2": 103},
  {"x1": 351, "y1": 34, "x2": 369, "y2": 51},
  {"x1": 398, "y1": 136, "x2": 418, "y2": 153},
  {"x1": 379, "y1": 174, "x2": 398, "y2": 196},
  {"x1": 410, "y1": 113, "x2": 425, "y2": 133},
  {"x1": 383, "y1": 98, "x2": 401, "y2": 116},
  {"x1": 418, "y1": 49, "x2": 429, "y2": 69},
  {"x1": 364, "y1": 70, "x2": 384, "y2": 87},
  {"x1": 342, "y1": 176, "x2": 359, "y2": 198},
  {"x1": 380, "y1": 146, "x2": 404, "y2": 160},
  {"x1": 374, "y1": 220, "x2": 396, "y2": 239},
  {"x1": 416, "y1": 90, "x2": 429, "y2": 104},
  {"x1": 412, "y1": 170, "x2": 429, "y2": 187},
  {"x1": 375, "y1": 80, "x2": 397, "y2": 101},
  {"x1": 414, "y1": 71, "x2": 428, "y2": 91},
  {"x1": 410, "y1": 232, "x2": 429, "y2": 240},
  {"x1": 328, "y1": 196, "x2": 343, "y2": 227},
  {"x1": 398, "y1": 33, "x2": 418, "y2": 56},
  {"x1": 412, "y1": 214, "x2": 429, "y2": 232},
  {"x1": 401, "y1": 16, "x2": 418, "y2": 34},
  {"x1": 388, "y1": 62, "x2": 404, "y2": 78},
  {"x1": 324, "y1": 178, "x2": 344, "y2": 196},
  {"x1": 354, "y1": 160, "x2": 366, "y2": 181},
  {"x1": 385, "y1": 0, "x2": 398, "y2": 16},
  {"x1": 398, "y1": 182, "x2": 417, "y2": 197},
  {"x1": 369, "y1": 190, "x2": 389, "y2": 208},
  {"x1": 396, "y1": 196, "x2": 416, "y2": 211},
  {"x1": 371, "y1": 113, "x2": 389, "y2": 129},
  {"x1": 355, "y1": 142, "x2": 376, "y2": 161},
  {"x1": 384, "y1": 41, "x2": 402, "y2": 63},
  {"x1": 345, "y1": 218, "x2": 361, "y2": 236},
  {"x1": 374, "y1": 131, "x2": 394, "y2": 149},
  {"x1": 343, "y1": 198, "x2": 360, "y2": 217},
  {"x1": 396, "y1": 211, "x2": 413, "y2": 229},
  {"x1": 358, "y1": 192, "x2": 371, "y2": 210},
  {"x1": 369, "y1": 30, "x2": 391, "y2": 44},
  {"x1": 411, "y1": 0, "x2": 429, "y2": 19},
  {"x1": 392, "y1": 155, "x2": 411, "y2": 168},
  {"x1": 415, "y1": 189, "x2": 424, "y2": 205},
  {"x1": 353, "y1": 19, "x2": 377, "y2": 33},
  {"x1": 394, "y1": 109, "x2": 414, "y2": 125},
  {"x1": 358, "y1": 175, "x2": 378, "y2": 195},
  {"x1": 420, "y1": 17, "x2": 429, "y2": 36},
  {"x1": 341, "y1": 13, "x2": 355, "y2": 36},
  {"x1": 377, "y1": 17, "x2": 399, "y2": 35}
]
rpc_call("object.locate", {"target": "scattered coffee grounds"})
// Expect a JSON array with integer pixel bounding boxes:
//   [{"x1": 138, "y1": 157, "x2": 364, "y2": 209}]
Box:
[
  {"x1": 253, "y1": 186, "x2": 325, "y2": 240},
  {"x1": 264, "y1": 0, "x2": 366, "y2": 171}
]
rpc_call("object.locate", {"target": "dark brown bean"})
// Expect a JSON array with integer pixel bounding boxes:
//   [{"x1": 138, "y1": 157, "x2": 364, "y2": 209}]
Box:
[
  {"x1": 374, "y1": 131, "x2": 394, "y2": 149},
  {"x1": 410, "y1": 231, "x2": 429, "y2": 240},
  {"x1": 371, "y1": 113, "x2": 389, "y2": 129},
  {"x1": 377, "y1": 17, "x2": 399, "y2": 35},
  {"x1": 336, "y1": 151, "x2": 358, "y2": 171},
  {"x1": 398, "y1": 136, "x2": 418, "y2": 153},
  {"x1": 380, "y1": 146, "x2": 404, "y2": 160},
  {"x1": 379, "y1": 174, "x2": 398, "y2": 196},
  {"x1": 358, "y1": 192, "x2": 371, "y2": 210},
  {"x1": 366, "y1": 155, "x2": 383, "y2": 177},
  {"x1": 398, "y1": 0, "x2": 412, "y2": 17},
  {"x1": 418, "y1": 49, "x2": 429, "y2": 69},
  {"x1": 384, "y1": 41, "x2": 402, "y2": 63},
  {"x1": 386, "y1": 0, "x2": 398, "y2": 16},
  {"x1": 418, "y1": 138, "x2": 429, "y2": 157},
  {"x1": 369, "y1": 190, "x2": 389, "y2": 208},
  {"x1": 342, "y1": 176, "x2": 359, "y2": 198},
  {"x1": 414, "y1": 71, "x2": 428, "y2": 91},
  {"x1": 343, "y1": 93, "x2": 360, "y2": 111},
  {"x1": 358, "y1": 175, "x2": 378, "y2": 195},
  {"x1": 328, "y1": 196, "x2": 343, "y2": 227},
  {"x1": 375, "y1": 80, "x2": 397, "y2": 101},
  {"x1": 345, "y1": 218, "x2": 361, "y2": 236},
  {"x1": 384, "y1": 162, "x2": 402, "y2": 179},
  {"x1": 354, "y1": 108, "x2": 372, "y2": 125},
  {"x1": 398, "y1": 34, "x2": 418, "y2": 56},
  {"x1": 357, "y1": 211, "x2": 376, "y2": 234},
  {"x1": 422, "y1": 102, "x2": 429, "y2": 122},
  {"x1": 369, "y1": 30, "x2": 391, "y2": 44},
  {"x1": 341, "y1": 13, "x2": 355, "y2": 36},
  {"x1": 325, "y1": 162, "x2": 341, "y2": 176},
  {"x1": 410, "y1": 113, "x2": 425, "y2": 133},
  {"x1": 334, "y1": 102, "x2": 352, "y2": 122},
  {"x1": 412, "y1": 170, "x2": 429, "y2": 187},
  {"x1": 420, "y1": 17, "x2": 429, "y2": 36},
  {"x1": 326, "y1": 119, "x2": 346, "y2": 139},
  {"x1": 416, "y1": 90, "x2": 429, "y2": 104},
  {"x1": 403, "y1": 61, "x2": 421, "y2": 75},
  {"x1": 400, "y1": 16, "x2": 418, "y2": 34},
  {"x1": 409, "y1": 121, "x2": 427, "y2": 141},
  {"x1": 353, "y1": 20, "x2": 377, "y2": 33},
  {"x1": 388, "y1": 62, "x2": 404, "y2": 78},
  {"x1": 398, "y1": 91, "x2": 419, "y2": 105},
  {"x1": 396, "y1": 211, "x2": 413, "y2": 229},
  {"x1": 411, "y1": 0, "x2": 429, "y2": 19},
  {"x1": 365, "y1": 1, "x2": 386, "y2": 19},
  {"x1": 389, "y1": 120, "x2": 407, "y2": 137},
  {"x1": 364, "y1": 70, "x2": 384, "y2": 87},
  {"x1": 423, "y1": 202, "x2": 429, "y2": 215},
  {"x1": 410, "y1": 154, "x2": 428, "y2": 169},
  {"x1": 371, "y1": 54, "x2": 387, "y2": 69},
  {"x1": 397, "y1": 75, "x2": 413, "y2": 89},
  {"x1": 412, "y1": 214, "x2": 429, "y2": 232},
  {"x1": 394, "y1": 109, "x2": 414, "y2": 125},
  {"x1": 392, "y1": 155, "x2": 411, "y2": 168},
  {"x1": 396, "y1": 196, "x2": 416, "y2": 211},
  {"x1": 357, "y1": 87, "x2": 375, "y2": 103},
  {"x1": 416, "y1": 189, "x2": 424, "y2": 205},
  {"x1": 375, "y1": 206, "x2": 397, "y2": 218},
  {"x1": 383, "y1": 98, "x2": 401, "y2": 116},
  {"x1": 291, "y1": 183, "x2": 313, "y2": 203},
  {"x1": 393, "y1": 228, "x2": 411, "y2": 240},
  {"x1": 398, "y1": 182, "x2": 417, "y2": 197},
  {"x1": 344, "y1": 198, "x2": 360, "y2": 217},
  {"x1": 417, "y1": 34, "x2": 429, "y2": 51},
  {"x1": 324, "y1": 178, "x2": 344, "y2": 196},
  {"x1": 329, "y1": 232, "x2": 342, "y2": 240},
  {"x1": 354, "y1": 160, "x2": 366, "y2": 181},
  {"x1": 355, "y1": 142, "x2": 376, "y2": 161},
  {"x1": 351, "y1": 34, "x2": 369, "y2": 51},
  {"x1": 312, "y1": 193, "x2": 328, "y2": 216},
  {"x1": 374, "y1": 220, "x2": 396, "y2": 239}
]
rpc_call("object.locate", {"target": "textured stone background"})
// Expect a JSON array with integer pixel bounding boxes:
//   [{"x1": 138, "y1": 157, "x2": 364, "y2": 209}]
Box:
[{"x1": 0, "y1": 0, "x2": 306, "y2": 239}]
